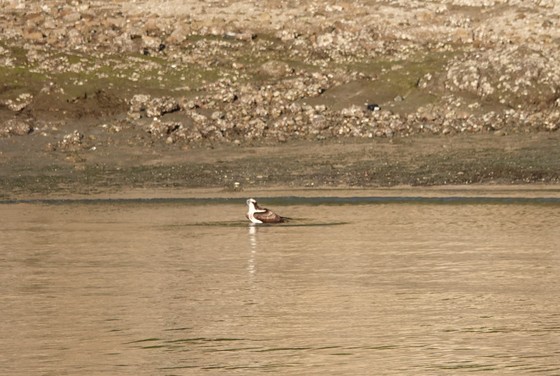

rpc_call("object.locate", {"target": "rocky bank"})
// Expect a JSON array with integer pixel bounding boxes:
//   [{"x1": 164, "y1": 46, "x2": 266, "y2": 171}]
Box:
[{"x1": 0, "y1": 0, "x2": 559, "y2": 196}]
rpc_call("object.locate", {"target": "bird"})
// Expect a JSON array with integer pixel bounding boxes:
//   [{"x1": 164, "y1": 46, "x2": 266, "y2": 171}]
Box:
[
  {"x1": 246, "y1": 198, "x2": 285, "y2": 224},
  {"x1": 366, "y1": 103, "x2": 380, "y2": 112}
]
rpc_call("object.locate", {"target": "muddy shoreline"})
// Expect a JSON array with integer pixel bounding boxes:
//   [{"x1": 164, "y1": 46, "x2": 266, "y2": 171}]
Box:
[
  {"x1": 4, "y1": 184, "x2": 560, "y2": 202},
  {"x1": 1, "y1": 1, "x2": 559, "y2": 199},
  {"x1": 2, "y1": 133, "x2": 559, "y2": 200}
]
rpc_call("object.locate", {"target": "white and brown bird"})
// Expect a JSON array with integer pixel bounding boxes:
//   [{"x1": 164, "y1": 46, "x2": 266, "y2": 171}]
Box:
[{"x1": 246, "y1": 198, "x2": 285, "y2": 224}]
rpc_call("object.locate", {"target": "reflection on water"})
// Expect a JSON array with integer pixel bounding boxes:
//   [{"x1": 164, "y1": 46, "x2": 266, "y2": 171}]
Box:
[
  {"x1": 1, "y1": 197, "x2": 560, "y2": 375},
  {"x1": 248, "y1": 225, "x2": 258, "y2": 280}
]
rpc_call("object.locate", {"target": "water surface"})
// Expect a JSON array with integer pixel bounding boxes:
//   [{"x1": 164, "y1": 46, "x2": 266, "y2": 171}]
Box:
[{"x1": 1, "y1": 196, "x2": 559, "y2": 375}]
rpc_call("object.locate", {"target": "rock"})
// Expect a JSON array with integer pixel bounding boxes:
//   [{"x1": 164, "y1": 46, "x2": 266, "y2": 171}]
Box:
[
  {"x1": 167, "y1": 25, "x2": 188, "y2": 44},
  {"x1": 310, "y1": 114, "x2": 329, "y2": 130},
  {"x1": 104, "y1": 16, "x2": 126, "y2": 30},
  {"x1": 129, "y1": 94, "x2": 151, "y2": 115},
  {"x1": 128, "y1": 95, "x2": 179, "y2": 118},
  {"x1": 1, "y1": 93, "x2": 33, "y2": 112},
  {"x1": 62, "y1": 12, "x2": 82, "y2": 23},
  {"x1": 3, "y1": 119, "x2": 33, "y2": 136},
  {"x1": 224, "y1": 30, "x2": 256, "y2": 41},
  {"x1": 57, "y1": 130, "x2": 84, "y2": 151},
  {"x1": 259, "y1": 60, "x2": 294, "y2": 78},
  {"x1": 211, "y1": 111, "x2": 225, "y2": 121},
  {"x1": 316, "y1": 32, "x2": 335, "y2": 48},
  {"x1": 67, "y1": 28, "x2": 84, "y2": 46},
  {"x1": 341, "y1": 105, "x2": 365, "y2": 118},
  {"x1": 141, "y1": 35, "x2": 163, "y2": 51},
  {"x1": 146, "y1": 119, "x2": 181, "y2": 137},
  {"x1": 190, "y1": 112, "x2": 208, "y2": 125},
  {"x1": 144, "y1": 17, "x2": 164, "y2": 35},
  {"x1": 22, "y1": 30, "x2": 45, "y2": 42},
  {"x1": 146, "y1": 97, "x2": 180, "y2": 118}
]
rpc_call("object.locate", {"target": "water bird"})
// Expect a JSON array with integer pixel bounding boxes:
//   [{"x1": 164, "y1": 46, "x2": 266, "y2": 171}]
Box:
[
  {"x1": 366, "y1": 103, "x2": 380, "y2": 111},
  {"x1": 246, "y1": 198, "x2": 285, "y2": 224}
]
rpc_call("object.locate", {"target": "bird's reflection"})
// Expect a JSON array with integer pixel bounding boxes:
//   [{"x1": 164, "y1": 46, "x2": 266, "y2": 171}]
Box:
[{"x1": 248, "y1": 224, "x2": 258, "y2": 280}]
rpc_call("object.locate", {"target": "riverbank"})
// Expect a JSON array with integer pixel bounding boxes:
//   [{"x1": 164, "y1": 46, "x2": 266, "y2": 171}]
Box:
[{"x1": 1, "y1": 1, "x2": 559, "y2": 199}]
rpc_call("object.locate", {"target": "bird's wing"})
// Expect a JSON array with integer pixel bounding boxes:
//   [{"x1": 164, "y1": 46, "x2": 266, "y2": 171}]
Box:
[{"x1": 253, "y1": 209, "x2": 284, "y2": 223}]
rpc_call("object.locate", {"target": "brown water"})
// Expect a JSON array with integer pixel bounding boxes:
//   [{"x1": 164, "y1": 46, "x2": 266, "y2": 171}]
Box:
[{"x1": 1, "y1": 196, "x2": 560, "y2": 375}]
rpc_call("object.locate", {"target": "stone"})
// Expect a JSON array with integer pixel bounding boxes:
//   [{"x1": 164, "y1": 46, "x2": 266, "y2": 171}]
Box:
[
  {"x1": 63, "y1": 12, "x2": 82, "y2": 23},
  {"x1": 2, "y1": 93, "x2": 33, "y2": 112},
  {"x1": 167, "y1": 25, "x2": 188, "y2": 44},
  {"x1": 259, "y1": 60, "x2": 294, "y2": 78},
  {"x1": 4, "y1": 119, "x2": 33, "y2": 136}
]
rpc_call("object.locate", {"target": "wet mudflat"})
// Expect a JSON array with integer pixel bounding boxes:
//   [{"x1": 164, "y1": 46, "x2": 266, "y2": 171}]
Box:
[{"x1": 1, "y1": 194, "x2": 559, "y2": 375}]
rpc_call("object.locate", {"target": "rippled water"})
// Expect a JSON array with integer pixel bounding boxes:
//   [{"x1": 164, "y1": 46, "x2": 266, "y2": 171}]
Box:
[{"x1": 1, "y1": 195, "x2": 560, "y2": 375}]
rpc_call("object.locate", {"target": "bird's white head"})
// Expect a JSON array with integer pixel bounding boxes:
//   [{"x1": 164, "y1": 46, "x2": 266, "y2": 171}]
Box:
[{"x1": 246, "y1": 198, "x2": 257, "y2": 208}]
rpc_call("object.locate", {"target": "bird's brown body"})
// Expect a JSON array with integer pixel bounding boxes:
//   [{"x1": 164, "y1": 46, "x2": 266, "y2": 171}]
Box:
[{"x1": 246, "y1": 198, "x2": 285, "y2": 224}]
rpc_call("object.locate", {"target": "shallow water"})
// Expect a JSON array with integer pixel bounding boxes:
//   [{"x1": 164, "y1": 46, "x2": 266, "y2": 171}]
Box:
[{"x1": 1, "y1": 196, "x2": 560, "y2": 375}]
